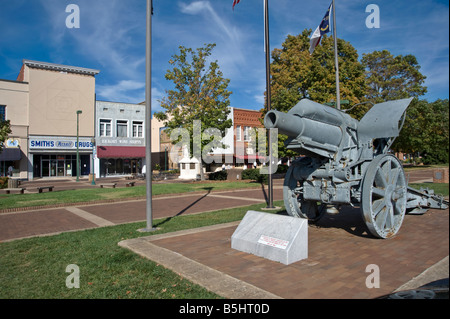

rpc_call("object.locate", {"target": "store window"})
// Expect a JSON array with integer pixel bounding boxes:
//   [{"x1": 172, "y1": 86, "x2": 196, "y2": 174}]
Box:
[
  {"x1": 243, "y1": 126, "x2": 251, "y2": 141},
  {"x1": 236, "y1": 125, "x2": 241, "y2": 141},
  {"x1": 0, "y1": 105, "x2": 6, "y2": 121},
  {"x1": 117, "y1": 120, "x2": 128, "y2": 137},
  {"x1": 132, "y1": 121, "x2": 143, "y2": 138},
  {"x1": 99, "y1": 119, "x2": 112, "y2": 137}
]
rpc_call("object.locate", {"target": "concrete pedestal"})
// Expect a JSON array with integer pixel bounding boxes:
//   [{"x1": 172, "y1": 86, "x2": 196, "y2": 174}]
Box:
[{"x1": 231, "y1": 211, "x2": 308, "y2": 265}]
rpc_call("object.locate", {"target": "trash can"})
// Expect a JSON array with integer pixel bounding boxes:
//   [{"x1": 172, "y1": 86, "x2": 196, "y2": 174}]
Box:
[{"x1": 8, "y1": 178, "x2": 19, "y2": 188}]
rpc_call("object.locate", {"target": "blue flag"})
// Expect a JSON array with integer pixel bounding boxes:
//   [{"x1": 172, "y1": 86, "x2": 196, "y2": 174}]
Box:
[{"x1": 309, "y1": 3, "x2": 332, "y2": 54}]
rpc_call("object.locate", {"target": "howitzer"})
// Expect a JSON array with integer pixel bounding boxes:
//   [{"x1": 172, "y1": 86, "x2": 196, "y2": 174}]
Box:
[{"x1": 264, "y1": 98, "x2": 448, "y2": 239}]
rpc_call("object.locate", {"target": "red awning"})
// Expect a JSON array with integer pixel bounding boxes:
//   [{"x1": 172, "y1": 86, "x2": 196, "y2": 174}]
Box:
[
  {"x1": 97, "y1": 146, "x2": 145, "y2": 158},
  {"x1": 234, "y1": 155, "x2": 266, "y2": 161}
]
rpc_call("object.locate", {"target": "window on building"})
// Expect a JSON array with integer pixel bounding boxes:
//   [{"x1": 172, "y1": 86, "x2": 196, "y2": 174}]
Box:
[
  {"x1": 99, "y1": 119, "x2": 112, "y2": 137},
  {"x1": 132, "y1": 121, "x2": 143, "y2": 138},
  {"x1": 0, "y1": 105, "x2": 5, "y2": 121},
  {"x1": 243, "y1": 126, "x2": 251, "y2": 141},
  {"x1": 117, "y1": 120, "x2": 128, "y2": 137},
  {"x1": 236, "y1": 125, "x2": 241, "y2": 141}
]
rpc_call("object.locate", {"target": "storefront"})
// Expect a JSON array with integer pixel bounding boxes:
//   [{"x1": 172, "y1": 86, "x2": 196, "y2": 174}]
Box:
[
  {"x1": 97, "y1": 145, "x2": 145, "y2": 177},
  {"x1": 0, "y1": 139, "x2": 23, "y2": 177},
  {"x1": 29, "y1": 136, "x2": 94, "y2": 179}
]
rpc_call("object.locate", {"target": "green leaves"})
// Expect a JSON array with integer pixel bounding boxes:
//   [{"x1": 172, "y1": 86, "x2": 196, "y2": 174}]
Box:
[
  {"x1": 361, "y1": 50, "x2": 427, "y2": 103},
  {"x1": 0, "y1": 120, "x2": 12, "y2": 153},
  {"x1": 156, "y1": 43, "x2": 232, "y2": 158}
]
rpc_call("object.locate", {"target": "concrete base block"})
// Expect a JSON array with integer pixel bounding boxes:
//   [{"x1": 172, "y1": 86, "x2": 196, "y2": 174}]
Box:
[{"x1": 231, "y1": 211, "x2": 308, "y2": 265}]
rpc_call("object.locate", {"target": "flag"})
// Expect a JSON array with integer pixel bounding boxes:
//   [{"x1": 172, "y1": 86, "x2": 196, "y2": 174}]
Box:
[
  {"x1": 232, "y1": 0, "x2": 240, "y2": 10},
  {"x1": 309, "y1": 3, "x2": 332, "y2": 55}
]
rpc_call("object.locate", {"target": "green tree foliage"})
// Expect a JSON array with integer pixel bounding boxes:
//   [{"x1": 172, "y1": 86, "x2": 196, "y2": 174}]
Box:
[
  {"x1": 0, "y1": 119, "x2": 12, "y2": 153},
  {"x1": 267, "y1": 30, "x2": 367, "y2": 158},
  {"x1": 270, "y1": 30, "x2": 367, "y2": 116},
  {"x1": 155, "y1": 43, "x2": 233, "y2": 176},
  {"x1": 393, "y1": 99, "x2": 449, "y2": 164},
  {"x1": 266, "y1": 30, "x2": 444, "y2": 163},
  {"x1": 361, "y1": 50, "x2": 427, "y2": 103}
]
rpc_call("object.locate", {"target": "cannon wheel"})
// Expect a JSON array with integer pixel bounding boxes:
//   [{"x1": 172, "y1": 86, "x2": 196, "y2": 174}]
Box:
[
  {"x1": 361, "y1": 154, "x2": 407, "y2": 239},
  {"x1": 283, "y1": 165, "x2": 326, "y2": 222}
]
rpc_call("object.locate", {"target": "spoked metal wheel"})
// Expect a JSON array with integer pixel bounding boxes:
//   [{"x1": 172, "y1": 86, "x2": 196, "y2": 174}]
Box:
[
  {"x1": 361, "y1": 154, "x2": 407, "y2": 238},
  {"x1": 283, "y1": 165, "x2": 326, "y2": 222}
]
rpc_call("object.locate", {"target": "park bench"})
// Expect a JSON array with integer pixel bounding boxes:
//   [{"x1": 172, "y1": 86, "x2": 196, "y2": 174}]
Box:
[
  {"x1": 4, "y1": 188, "x2": 25, "y2": 194},
  {"x1": 126, "y1": 181, "x2": 136, "y2": 187},
  {"x1": 100, "y1": 183, "x2": 117, "y2": 188},
  {"x1": 36, "y1": 186, "x2": 54, "y2": 193}
]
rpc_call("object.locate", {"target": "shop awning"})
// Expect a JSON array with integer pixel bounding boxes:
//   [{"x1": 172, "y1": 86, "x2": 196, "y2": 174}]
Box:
[
  {"x1": 235, "y1": 155, "x2": 267, "y2": 161},
  {"x1": 97, "y1": 146, "x2": 145, "y2": 159},
  {"x1": 0, "y1": 148, "x2": 22, "y2": 161}
]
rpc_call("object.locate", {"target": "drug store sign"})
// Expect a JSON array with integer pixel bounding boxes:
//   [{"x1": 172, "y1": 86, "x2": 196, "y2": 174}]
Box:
[{"x1": 29, "y1": 136, "x2": 94, "y2": 150}]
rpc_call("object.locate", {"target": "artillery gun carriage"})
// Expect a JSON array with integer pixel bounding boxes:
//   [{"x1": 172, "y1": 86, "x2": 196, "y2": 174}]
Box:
[{"x1": 264, "y1": 98, "x2": 448, "y2": 238}]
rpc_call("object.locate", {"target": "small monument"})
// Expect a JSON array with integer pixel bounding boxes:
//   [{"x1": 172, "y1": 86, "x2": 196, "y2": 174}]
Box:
[
  {"x1": 231, "y1": 211, "x2": 308, "y2": 265},
  {"x1": 178, "y1": 145, "x2": 201, "y2": 180}
]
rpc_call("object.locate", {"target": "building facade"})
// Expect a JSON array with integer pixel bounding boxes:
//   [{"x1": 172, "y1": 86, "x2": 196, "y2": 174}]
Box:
[
  {"x1": 1, "y1": 60, "x2": 99, "y2": 180},
  {"x1": 1, "y1": 59, "x2": 266, "y2": 180},
  {"x1": 0, "y1": 79, "x2": 29, "y2": 178},
  {"x1": 233, "y1": 107, "x2": 265, "y2": 167},
  {"x1": 95, "y1": 101, "x2": 146, "y2": 177}
]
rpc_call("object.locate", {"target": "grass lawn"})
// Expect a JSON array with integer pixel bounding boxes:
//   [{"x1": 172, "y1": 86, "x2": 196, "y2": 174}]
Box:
[
  {"x1": 0, "y1": 180, "x2": 262, "y2": 211},
  {"x1": 409, "y1": 183, "x2": 449, "y2": 197},
  {"x1": 0, "y1": 200, "x2": 285, "y2": 299}
]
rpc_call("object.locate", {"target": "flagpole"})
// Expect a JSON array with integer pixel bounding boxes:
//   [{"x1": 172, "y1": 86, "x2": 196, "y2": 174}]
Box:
[
  {"x1": 264, "y1": 0, "x2": 274, "y2": 209},
  {"x1": 332, "y1": 0, "x2": 341, "y2": 110},
  {"x1": 141, "y1": 0, "x2": 156, "y2": 232}
]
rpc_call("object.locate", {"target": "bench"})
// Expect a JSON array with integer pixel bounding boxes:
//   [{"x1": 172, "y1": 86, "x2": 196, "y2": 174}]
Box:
[
  {"x1": 100, "y1": 183, "x2": 117, "y2": 188},
  {"x1": 36, "y1": 186, "x2": 54, "y2": 193},
  {"x1": 4, "y1": 188, "x2": 25, "y2": 194},
  {"x1": 126, "y1": 181, "x2": 136, "y2": 187}
]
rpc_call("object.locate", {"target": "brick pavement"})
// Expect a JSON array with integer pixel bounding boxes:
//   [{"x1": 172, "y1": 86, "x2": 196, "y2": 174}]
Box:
[
  {"x1": 125, "y1": 207, "x2": 448, "y2": 299},
  {"x1": 0, "y1": 184, "x2": 283, "y2": 242}
]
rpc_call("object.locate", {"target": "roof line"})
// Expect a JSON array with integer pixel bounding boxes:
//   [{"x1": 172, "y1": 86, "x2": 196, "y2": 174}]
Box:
[{"x1": 23, "y1": 59, "x2": 100, "y2": 76}]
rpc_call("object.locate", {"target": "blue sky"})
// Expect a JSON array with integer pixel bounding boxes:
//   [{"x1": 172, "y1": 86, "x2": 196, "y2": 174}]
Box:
[{"x1": 0, "y1": 0, "x2": 448, "y2": 113}]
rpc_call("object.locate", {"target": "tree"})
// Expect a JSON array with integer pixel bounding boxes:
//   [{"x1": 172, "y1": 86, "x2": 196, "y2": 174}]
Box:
[
  {"x1": 361, "y1": 50, "x2": 427, "y2": 103},
  {"x1": 267, "y1": 30, "x2": 367, "y2": 158},
  {"x1": 270, "y1": 30, "x2": 367, "y2": 113},
  {"x1": 0, "y1": 120, "x2": 12, "y2": 153},
  {"x1": 393, "y1": 99, "x2": 449, "y2": 164},
  {"x1": 155, "y1": 43, "x2": 233, "y2": 178}
]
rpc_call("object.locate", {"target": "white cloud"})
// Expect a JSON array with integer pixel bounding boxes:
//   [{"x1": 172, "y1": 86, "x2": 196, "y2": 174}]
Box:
[{"x1": 97, "y1": 80, "x2": 145, "y2": 103}]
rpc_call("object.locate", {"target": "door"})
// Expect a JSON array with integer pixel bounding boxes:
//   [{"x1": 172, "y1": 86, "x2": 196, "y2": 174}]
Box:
[{"x1": 57, "y1": 160, "x2": 65, "y2": 176}]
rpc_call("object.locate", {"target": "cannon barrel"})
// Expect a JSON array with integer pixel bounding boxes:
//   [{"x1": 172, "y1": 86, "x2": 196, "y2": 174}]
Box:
[{"x1": 264, "y1": 99, "x2": 358, "y2": 157}]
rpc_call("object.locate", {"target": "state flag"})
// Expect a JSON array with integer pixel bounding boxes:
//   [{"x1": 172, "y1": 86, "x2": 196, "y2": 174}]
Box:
[{"x1": 309, "y1": 3, "x2": 332, "y2": 55}]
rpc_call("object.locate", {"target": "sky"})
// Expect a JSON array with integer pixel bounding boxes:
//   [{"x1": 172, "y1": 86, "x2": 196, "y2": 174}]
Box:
[{"x1": 0, "y1": 0, "x2": 448, "y2": 113}]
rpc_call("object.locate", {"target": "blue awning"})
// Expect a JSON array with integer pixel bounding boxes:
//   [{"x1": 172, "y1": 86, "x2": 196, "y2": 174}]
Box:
[{"x1": 0, "y1": 148, "x2": 22, "y2": 161}]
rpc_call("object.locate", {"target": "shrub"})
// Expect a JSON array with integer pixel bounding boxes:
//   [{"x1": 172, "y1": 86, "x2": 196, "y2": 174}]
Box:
[
  {"x1": 0, "y1": 177, "x2": 8, "y2": 189},
  {"x1": 209, "y1": 170, "x2": 228, "y2": 180},
  {"x1": 242, "y1": 168, "x2": 268, "y2": 184}
]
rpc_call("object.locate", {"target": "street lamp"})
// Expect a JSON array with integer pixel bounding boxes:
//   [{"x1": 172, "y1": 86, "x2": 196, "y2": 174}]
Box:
[
  {"x1": 76, "y1": 110, "x2": 82, "y2": 182},
  {"x1": 91, "y1": 137, "x2": 96, "y2": 185}
]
